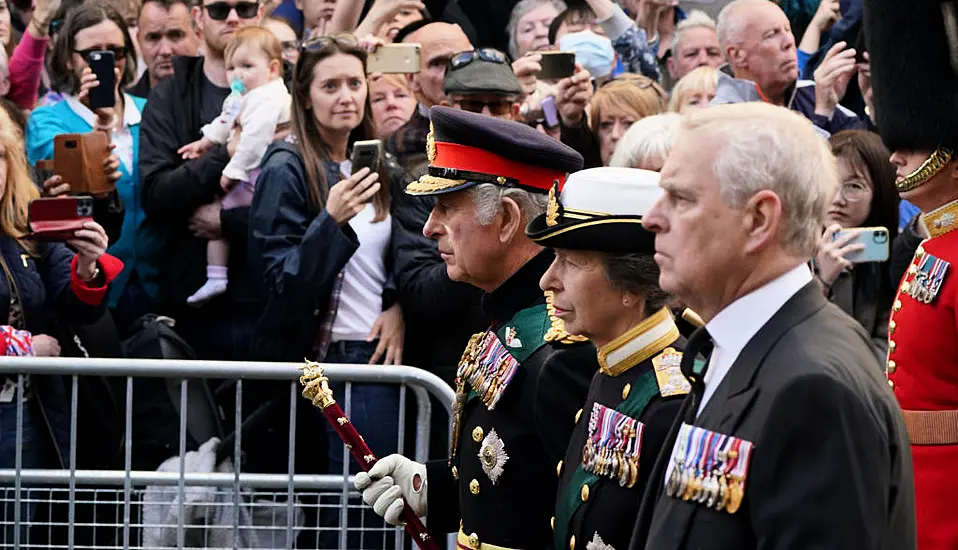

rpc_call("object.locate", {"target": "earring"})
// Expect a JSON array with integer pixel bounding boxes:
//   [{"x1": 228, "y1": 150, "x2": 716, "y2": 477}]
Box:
[{"x1": 622, "y1": 297, "x2": 630, "y2": 307}]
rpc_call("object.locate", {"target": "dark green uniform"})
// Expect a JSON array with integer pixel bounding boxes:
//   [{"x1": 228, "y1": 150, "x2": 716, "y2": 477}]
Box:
[
  {"x1": 425, "y1": 251, "x2": 598, "y2": 549},
  {"x1": 552, "y1": 308, "x2": 688, "y2": 550}
]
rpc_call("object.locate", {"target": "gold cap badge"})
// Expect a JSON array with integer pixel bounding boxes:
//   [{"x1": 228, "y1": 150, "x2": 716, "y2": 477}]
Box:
[{"x1": 546, "y1": 180, "x2": 561, "y2": 227}]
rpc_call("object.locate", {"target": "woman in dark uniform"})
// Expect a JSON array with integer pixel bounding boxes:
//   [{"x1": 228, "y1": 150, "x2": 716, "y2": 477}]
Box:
[{"x1": 527, "y1": 166, "x2": 688, "y2": 550}]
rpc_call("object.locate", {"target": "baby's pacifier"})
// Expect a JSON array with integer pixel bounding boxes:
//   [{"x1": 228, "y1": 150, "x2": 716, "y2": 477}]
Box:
[{"x1": 230, "y1": 77, "x2": 247, "y2": 94}]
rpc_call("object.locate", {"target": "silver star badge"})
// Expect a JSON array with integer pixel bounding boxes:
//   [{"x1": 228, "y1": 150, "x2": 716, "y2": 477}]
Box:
[
  {"x1": 586, "y1": 533, "x2": 615, "y2": 550},
  {"x1": 478, "y1": 429, "x2": 509, "y2": 485}
]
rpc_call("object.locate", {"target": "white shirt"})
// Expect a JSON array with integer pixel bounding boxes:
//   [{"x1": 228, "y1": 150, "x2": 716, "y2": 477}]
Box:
[
  {"x1": 663, "y1": 263, "x2": 812, "y2": 489},
  {"x1": 66, "y1": 93, "x2": 141, "y2": 174},
  {"x1": 331, "y1": 162, "x2": 392, "y2": 342}
]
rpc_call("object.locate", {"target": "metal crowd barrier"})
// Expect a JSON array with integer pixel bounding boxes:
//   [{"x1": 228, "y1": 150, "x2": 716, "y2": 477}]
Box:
[{"x1": 0, "y1": 358, "x2": 456, "y2": 550}]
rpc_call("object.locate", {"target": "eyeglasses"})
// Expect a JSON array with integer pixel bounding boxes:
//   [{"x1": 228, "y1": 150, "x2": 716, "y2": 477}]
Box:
[
  {"x1": 449, "y1": 48, "x2": 509, "y2": 71},
  {"x1": 203, "y1": 1, "x2": 259, "y2": 21},
  {"x1": 280, "y1": 40, "x2": 301, "y2": 53},
  {"x1": 838, "y1": 180, "x2": 872, "y2": 202},
  {"x1": 74, "y1": 46, "x2": 128, "y2": 59},
  {"x1": 300, "y1": 33, "x2": 359, "y2": 52},
  {"x1": 453, "y1": 98, "x2": 514, "y2": 116}
]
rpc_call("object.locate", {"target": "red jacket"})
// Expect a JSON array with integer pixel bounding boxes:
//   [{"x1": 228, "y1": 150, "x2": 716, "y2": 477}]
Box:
[{"x1": 887, "y1": 200, "x2": 958, "y2": 550}]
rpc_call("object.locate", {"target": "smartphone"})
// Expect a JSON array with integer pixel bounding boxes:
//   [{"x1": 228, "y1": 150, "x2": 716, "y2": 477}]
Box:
[
  {"x1": 537, "y1": 51, "x2": 576, "y2": 80},
  {"x1": 833, "y1": 226, "x2": 890, "y2": 263},
  {"x1": 52, "y1": 132, "x2": 113, "y2": 196},
  {"x1": 26, "y1": 197, "x2": 95, "y2": 241},
  {"x1": 367, "y1": 44, "x2": 421, "y2": 74},
  {"x1": 541, "y1": 96, "x2": 559, "y2": 128},
  {"x1": 351, "y1": 139, "x2": 382, "y2": 178},
  {"x1": 87, "y1": 50, "x2": 116, "y2": 109}
]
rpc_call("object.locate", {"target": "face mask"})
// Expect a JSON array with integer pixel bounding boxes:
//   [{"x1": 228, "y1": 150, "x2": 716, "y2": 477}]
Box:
[{"x1": 559, "y1": 30, "x2": 616, "y2": 78}]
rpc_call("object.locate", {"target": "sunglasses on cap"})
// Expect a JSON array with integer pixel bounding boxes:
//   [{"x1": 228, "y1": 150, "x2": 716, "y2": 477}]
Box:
[
  {"x1": 453, "y1": 98, "x2": 515, "y2": 116},
  {"x1": 74, "y1": 46, "x2": 128, "y2": 59},
  {"x1": 300, "y1": 33, "x2": 359, "y2": 52},
  {"x1": 203, "y1": 1, "x2": 259, "y2": 21},
  {"x1": 449, "y1": 48, "x2": 508, "y2": 71}
]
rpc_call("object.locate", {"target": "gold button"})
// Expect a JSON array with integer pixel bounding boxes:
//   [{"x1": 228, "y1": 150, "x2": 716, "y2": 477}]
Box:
[
  {"x1": 497, "y1": 176, "x2": 507, "y2": 184},
  {"x1": 893, "y1": 299, "x2": 902, "y2": 312},
  {"x1": 580, "y1": 484, "x2": 590, "y2": 502},
  {"x1": 557, "y1": 460, "x2": 563, "y2": 477},
  {"x1": 570, "y1": 535, "x2": 576, "y2": 550},
  {"x1": 888, "y1": 379, "x2": 895, "y2": 389},
  {"x1": 889, "y1": 320, "x2": 896, "y2": 334},
  {"x1": 902, "y1": 281, "x2": 911, "y2": 293},
  {"x1": 917, "y1": 245, "x2": 925, "y2": 256},
  {"x1": 574, "y1": 408, "x2": 583, "y2": 423},
  {"x1": 472, "y1": 426, "x2": 484, "y2": 442},
  {"x1": 889, "y1": 340, "x2": 897, "y2": 353},
  {"x1": 909, "y1": 264, "x2": 918, "y2": 276},
  {"x1": 551, "y1": 516, "x2": 555, "y2": 530},
  {"x1": 887, "y1": 360, "x2": 897, "y2": 374},
  {"x1": 451, "y1": 466, "x2": 459, "y2": 480},
  {"x1": 622, "y1": 384, "x2": 631, "y2": 400},
  {"x1": 469, "y1": 533, "x2": 479, "y2": 548},
  {"x1": 469, "y1": 479, "x2": 480, "y2": 494}
]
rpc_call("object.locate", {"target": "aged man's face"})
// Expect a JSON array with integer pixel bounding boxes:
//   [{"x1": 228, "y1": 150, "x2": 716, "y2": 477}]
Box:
[
  {"x1": 734, "y1": 3, "x2": 798, "y2": 94},
  {"x1": 423, "y1": 189, "x2": 506, "y2": 290},
  {"x1": 643, "y1": 128, "x2": 747, "y2": 309}
]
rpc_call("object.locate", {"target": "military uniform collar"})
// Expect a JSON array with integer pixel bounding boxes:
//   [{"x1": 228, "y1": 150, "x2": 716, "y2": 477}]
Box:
[
  {"x1": 920, "y1": 197, "x2": 958, "y2": 239},
  {"x1": 482, "y1": 250, "x2": 555, "y2": 323},
  {"x1": 596, "y1": 307, "x2": 680, "y2": 376}
]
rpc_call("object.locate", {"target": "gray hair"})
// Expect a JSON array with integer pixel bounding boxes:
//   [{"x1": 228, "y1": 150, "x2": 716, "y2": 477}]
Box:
[
  {"x1": 471, "y1": 183, "x2": 548, "y2": 226},
  {"x1": 670, "y1": 10, "x2": 717, "y2": 53},
  {"x1": 603, "y1": 253, "x2": 670, "y2": 312},
  {"x1": 716, "y1": 0, "x2": 767, "y2": 48},
  {"x1": 681, "y1": 103, "x2": 838, "y2": 259},
  {"x1": 506, "y1": 0, "x2": 567, "y2": 59},
  {"x1": 609, "y1": 113, "x2": 681, "y2": 171}
]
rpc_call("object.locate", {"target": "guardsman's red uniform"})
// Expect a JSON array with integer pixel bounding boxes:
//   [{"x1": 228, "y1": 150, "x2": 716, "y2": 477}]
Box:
[{"x1": 887, "y1": 202, "x2": 958, "y2": 550}]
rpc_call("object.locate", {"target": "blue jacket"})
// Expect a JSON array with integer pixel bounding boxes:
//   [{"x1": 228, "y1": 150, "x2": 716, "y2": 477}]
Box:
[
  {"x1": 0, "y1": 237, "x2": 111, "y2": 466},
  {"x1": 25, "y1": 95, "x2": 165, "y2": 308}
]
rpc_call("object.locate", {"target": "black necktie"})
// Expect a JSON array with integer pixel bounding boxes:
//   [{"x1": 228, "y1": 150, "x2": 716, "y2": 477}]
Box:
[{"x1": 680, "y1": 326, "x2": 714, "y2": 423}]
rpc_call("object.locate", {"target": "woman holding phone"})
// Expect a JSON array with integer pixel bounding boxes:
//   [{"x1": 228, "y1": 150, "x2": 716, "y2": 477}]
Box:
[
  {"x1": 25, "y1": 0, "x2": 163, "y2": 333},
  {"x1": 248, "y1": 34, "x2": 404, "y2": 548},
  {"x1": 813, "y1": 130, "x2": 900, "y2": 356}
]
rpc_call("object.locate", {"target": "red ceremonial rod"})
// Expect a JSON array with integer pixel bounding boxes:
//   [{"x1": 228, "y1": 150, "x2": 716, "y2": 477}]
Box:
[{"x1": 300, "y1": 361, "x2": 440, "y2": 550}]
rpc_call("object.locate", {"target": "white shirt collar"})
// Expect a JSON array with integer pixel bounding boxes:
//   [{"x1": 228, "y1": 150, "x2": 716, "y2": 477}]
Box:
[
  {"x1": 706, "y1": 263, "x2": 812, "y2": 356},
  {"x1": 65, "y1": 93, "x2": 142, "y2": 129}
]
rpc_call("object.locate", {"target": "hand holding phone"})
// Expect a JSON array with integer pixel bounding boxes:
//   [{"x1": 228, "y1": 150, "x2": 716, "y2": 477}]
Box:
[
  {"x1": 816, "y1": 224, "x2": 889, "y2": 287},
  {"x1": 327, "y1": 167, "x2": 381, "y2": 226},
  {"x1": 26, "y1": 197, "x2": 95, "y2": 241},
  {"x1": 81, "y1": 51, "x2": 117, "y2": 112},
  {"x1": 351, "y1": 139, "x2": 382, "y2": 177},
  {"x1": 537, "y1": 51, "x2": 576, "y2": 80}
]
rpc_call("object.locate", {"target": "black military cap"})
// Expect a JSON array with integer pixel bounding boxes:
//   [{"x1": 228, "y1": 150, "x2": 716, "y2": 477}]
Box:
[
  {"x1": 443, "y1": 48, "x2": 523, "y2": 97},
  {"x1": 527, "y1": 167, "x2": 661, "y2": 253},
  {"x1": 406, "y1": 106, "x2": 584, "y2": 196}
]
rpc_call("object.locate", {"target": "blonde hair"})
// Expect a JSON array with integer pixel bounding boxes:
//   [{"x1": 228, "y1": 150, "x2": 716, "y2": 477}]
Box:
[
  {"x1": 681, "y1": 102, "x2": 838, "y2": 258},
  {"x1": 370, "y1": 73, "x2": 412, "y2": 93},
  {"x1": 589, "y1": 74, "x2": 666, "y2": 139},
  {"x1": 609, "y1": 113, "x2": 681, "y2": 171},
  {"x1": 226, "y1": 25, "x2": 283, "y2": 66},
  {"x1": 668, "y1": 66, "x2": 718, "y2": 113},
  {"x1": 0, "y1": 109, "x2": 42, "y2": 254}
]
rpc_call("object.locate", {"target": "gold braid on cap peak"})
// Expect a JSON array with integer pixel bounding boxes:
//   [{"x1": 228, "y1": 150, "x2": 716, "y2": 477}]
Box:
[
  {"x1": 897, "y1": 147, "x2": 954, "y2": 193},
  {"x1": 544, "y1": 290, "x2": 589, "y2": 344}
]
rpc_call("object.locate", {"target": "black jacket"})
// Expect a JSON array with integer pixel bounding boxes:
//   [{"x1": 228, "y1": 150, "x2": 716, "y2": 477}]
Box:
[
  {"x1": 128, "y1": 71, "x2": 151, "y2": 99},
  {"x1": 138, "y1": 56, "x2": 259, "y2": 321},
  {"x1": 631, "y1": 283, "x2": 916, "y2": 550},
  {"x1": 425, "y1": 251, "x2": 597, "y2": 548}
]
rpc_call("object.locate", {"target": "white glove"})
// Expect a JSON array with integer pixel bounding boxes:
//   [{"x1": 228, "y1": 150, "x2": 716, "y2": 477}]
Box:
[{"x1": 354, "y1": 454, "x2": 427, "y2": 525}]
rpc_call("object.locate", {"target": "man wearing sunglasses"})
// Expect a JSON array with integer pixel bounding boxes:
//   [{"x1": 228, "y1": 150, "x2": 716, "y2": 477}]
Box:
[
  {"x1": 441, "y1": 48, "x2": 523, "y2": 121},
  {"x1": 138, "y1": 0, "x2": 273, "y2": 363}
]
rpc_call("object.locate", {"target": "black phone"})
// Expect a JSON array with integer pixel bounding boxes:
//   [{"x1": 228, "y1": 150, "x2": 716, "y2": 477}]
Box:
[
  {"x1": 87, "y1": 50, "x2": 116, "y2": 109},
  {"x1": 538, "y1": 51, "x2": 576, "y2": 80},
  {"x1": 351, "y1": 139, "x2": 382, "y2": 178}
]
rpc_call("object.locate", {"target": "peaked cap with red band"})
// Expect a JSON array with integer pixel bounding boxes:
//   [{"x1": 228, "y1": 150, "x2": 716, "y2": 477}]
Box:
[{"x1": 405, "y1": 106, "x2": 584, "y2": 196}]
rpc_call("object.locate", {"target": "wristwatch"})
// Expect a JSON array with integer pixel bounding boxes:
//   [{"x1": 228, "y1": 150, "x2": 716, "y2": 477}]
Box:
[{"x1": 79, "y1": 266, "x2": 100, "y2": 283}]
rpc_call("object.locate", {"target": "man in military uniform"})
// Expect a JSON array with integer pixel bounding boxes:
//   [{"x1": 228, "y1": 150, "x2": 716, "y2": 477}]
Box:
[
  {"x1": 356, "y1": 106, "x2": 596, "y2": 550},
  {"x1": 527, "y1": 167, "x2": 690, "y2": 550},
  {"x1": 865, "y1": 2, "x2": 958, "y2": 548}
]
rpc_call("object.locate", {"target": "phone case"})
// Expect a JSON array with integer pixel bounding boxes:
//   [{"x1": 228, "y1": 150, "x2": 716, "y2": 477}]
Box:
[
  {"x1": 53, "y1": 132, "x2": 114, "y2": 197},
  {"x1": 26, "y1": 198, "x2": 94, "y2": 241},
  {"x1": 835, "y1": 227, "x2": 890, "y2": 263},
  {"x1": 351, "y1": 139, "x2": 383, "y2": 175},
  {"x1": 88, "y1": 50, "x2": 116, "y2": 109},
  {"x1": 367, "y1": 44, "x2": 421, "y2": 74}
]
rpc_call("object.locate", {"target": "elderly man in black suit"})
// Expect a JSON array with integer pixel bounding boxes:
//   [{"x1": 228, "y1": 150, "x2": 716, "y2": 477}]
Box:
[{"x1": 629, "y1": 102, "x2": 916, "y2": 550}]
